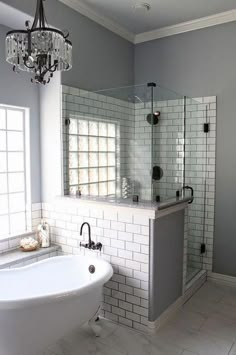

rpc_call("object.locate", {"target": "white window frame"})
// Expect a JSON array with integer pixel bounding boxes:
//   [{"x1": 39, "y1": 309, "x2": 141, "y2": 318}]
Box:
[{"x1": 0, "y1": 104, "x2": 31, "y2": 239}]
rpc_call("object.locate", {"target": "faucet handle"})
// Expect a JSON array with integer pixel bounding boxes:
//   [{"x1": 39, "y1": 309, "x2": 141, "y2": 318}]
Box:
[
  {"x1": 95, "y1": 242, "x2": 103, "y2": 251},
  {"x1": 80, "y1": 241, "x2": 88, "y2": 248}
]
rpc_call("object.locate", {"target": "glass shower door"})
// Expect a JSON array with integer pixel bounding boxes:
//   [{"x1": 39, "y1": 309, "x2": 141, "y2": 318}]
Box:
[
  {"x1": 99, "y1": 83, "x2": 154, "y2": 201},
  {"x1": 185, "y1": 97, "x2": 208, "y2": 282},
  {"x1": 151, "y1": 84, "x2": 185, "y2": 202},
  {"x1": 131, "y1": 84, "x2": 153, "y2": 201},
  {"x1": 63, "y1": 83, "x2": 155, "y2": 201}
]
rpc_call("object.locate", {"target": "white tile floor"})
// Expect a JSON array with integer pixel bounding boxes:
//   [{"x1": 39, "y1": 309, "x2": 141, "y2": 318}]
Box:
[{"x1": 43, "y1": 281, "x2": 236, "y2": 355}]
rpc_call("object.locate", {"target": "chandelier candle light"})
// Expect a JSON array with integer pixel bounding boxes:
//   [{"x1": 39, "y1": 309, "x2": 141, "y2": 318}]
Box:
[{"x1": 5, "y1": 0, "x2": 72, "y2": 84}]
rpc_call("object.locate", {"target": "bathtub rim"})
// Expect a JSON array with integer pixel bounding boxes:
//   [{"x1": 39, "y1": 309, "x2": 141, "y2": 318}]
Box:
[{"x1": 0, "y1": 255, "x2": 113, "y2": 310}]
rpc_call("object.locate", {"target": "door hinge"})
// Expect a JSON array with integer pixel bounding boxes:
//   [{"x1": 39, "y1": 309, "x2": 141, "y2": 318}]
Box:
[
  {"x1": 200, "y1": 243, "x2": 206, "y2": 254},
  {"x1": 65, "y1": 118, "x2": 70, "y2": 126},
  {"x1": 203, "y1": 123, "x2": 209, "y2": 133}
]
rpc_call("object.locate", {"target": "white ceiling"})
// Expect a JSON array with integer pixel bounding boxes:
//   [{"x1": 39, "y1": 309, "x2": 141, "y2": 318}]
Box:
[
  {"x1": 79, "y1": 0, "x2": 236, "y2": 34},
  {"x1": 1, "y1": 0, "x2": 236, "y2": 45}
]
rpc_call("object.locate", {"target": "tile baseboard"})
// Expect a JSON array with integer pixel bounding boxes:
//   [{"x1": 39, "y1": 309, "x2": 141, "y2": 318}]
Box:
[
  {"x1": 148, "y1": 270, "x2": 207, "y2": 333},
  {"x1": 148, "y1": 295, "x2": 183, "y2": 332},
  {"x1": 208, "y1": 271, "x2": 236, "y2": 286}
]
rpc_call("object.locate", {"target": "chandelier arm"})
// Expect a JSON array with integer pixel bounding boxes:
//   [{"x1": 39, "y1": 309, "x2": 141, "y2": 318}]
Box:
[
  {"x1": 48, "y1": 61, "x2": 59, "y2": 73},
  {"x1": 41, "y1": 61, "x2": 58, "y2": 77},
  {"x1": 63, "y1": 30, "x2": 69, "y2": 39}
]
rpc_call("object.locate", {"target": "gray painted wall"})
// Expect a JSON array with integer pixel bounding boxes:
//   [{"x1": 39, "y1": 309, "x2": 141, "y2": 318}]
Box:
[
  {"x1": 1, "y1": 0, "x2": 134, "y2": 91},
  {"x1": 0, "y1": 24, "x2": 41, "y2": 203},
  {"x1": 135, "y1": 22, "x2": 236, "y2": 277},
  {"x1": 149, "y1": 210, "x2": 184, "y2": 321}
]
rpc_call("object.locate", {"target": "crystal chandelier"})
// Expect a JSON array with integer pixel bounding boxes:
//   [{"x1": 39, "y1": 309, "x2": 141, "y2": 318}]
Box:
[{"x1": 5, "y1": 0, "x2": 72, "y2": 85}]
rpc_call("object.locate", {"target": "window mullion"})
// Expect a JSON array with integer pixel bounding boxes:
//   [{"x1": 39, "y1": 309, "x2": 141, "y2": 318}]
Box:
[
  {"x1": 88, "y1": 120, "x2": 91, "y2": 196},
  {"x1": 5, "y1": 109, "x2": 11, "y2": 235},
  {"x1": 98, "y1": 127, "x2": 100, "y2": 197},
  {"x1": 23, "y1": 111, "x2": 27, "y2": 230}
]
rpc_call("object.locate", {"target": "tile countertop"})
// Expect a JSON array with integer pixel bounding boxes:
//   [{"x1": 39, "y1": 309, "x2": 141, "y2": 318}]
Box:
[
  {"x1": 58, "y1": 195, "x2": 191, "y2": 219},
  {"x1": 0, "y1": 245, "x2": 60, "y2": 269}
]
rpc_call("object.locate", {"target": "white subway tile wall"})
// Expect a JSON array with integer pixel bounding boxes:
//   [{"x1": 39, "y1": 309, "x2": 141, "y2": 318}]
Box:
[{"x1": 42, "y1": 199, "x2": 152, "y2": 330}]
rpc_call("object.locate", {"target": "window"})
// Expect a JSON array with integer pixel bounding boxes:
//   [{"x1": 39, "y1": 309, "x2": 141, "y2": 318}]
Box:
[
  {"x1": 0, "y1": 105, "x2": 30, "y2": 238},
  {"x1": 68, "y1": 118, "x2": 117, "y2": 196}
]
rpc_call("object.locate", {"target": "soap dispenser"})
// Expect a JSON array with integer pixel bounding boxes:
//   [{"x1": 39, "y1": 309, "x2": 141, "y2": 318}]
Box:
[{"x1": 37, "y1": 220, "x2": 51, "y2": 248}]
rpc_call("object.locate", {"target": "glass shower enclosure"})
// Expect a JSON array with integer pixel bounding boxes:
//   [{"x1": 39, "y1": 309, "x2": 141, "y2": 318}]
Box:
[{"x1": 62, "y1": 82, "x2": 209, "y2": 284}]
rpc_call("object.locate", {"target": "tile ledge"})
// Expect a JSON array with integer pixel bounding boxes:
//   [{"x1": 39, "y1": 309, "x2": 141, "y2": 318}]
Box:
[{"x1": 0, "y1": 244, "x2": 60, "y2": 269}]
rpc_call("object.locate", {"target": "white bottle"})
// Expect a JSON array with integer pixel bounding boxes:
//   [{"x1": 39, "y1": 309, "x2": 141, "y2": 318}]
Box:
[{"x1": 38, "y1": 221, "x2": 50, "y2": 248}]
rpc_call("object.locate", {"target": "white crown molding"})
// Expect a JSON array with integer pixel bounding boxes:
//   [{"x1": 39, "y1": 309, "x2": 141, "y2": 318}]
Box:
[
  {"x1": 57, "y1": 2, "x2": 236, "y2": 45},
  {"x1": 135, "y1": 9, "x2": 236, "y2": 44},
  {"x1": 58, "y1": 0, "x2": 135, "y2": 43}
]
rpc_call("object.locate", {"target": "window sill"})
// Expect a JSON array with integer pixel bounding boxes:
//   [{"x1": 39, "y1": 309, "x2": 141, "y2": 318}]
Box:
[{"x1": 0, "y1": 231, "x2": 35, "y2": 243}]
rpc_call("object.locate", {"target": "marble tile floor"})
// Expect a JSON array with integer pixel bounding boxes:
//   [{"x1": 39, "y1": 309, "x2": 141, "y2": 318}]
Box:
[{"x1": 42, "y1": 281, "x2": 236, "y2": 355}]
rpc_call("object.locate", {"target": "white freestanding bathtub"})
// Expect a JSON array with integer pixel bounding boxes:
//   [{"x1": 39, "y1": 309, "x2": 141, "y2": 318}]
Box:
[{"x1": 0, "y1": 255, "x2": 113, "y2": 355}]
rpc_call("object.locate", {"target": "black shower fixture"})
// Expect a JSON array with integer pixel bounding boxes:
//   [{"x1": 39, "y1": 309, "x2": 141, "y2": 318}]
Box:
[
  {"x1": 146, "y1": 111, "x2": 161, "y2": 125},
  {"x1": 152, "y1": 166, "x2": 163, "y2": 181}
]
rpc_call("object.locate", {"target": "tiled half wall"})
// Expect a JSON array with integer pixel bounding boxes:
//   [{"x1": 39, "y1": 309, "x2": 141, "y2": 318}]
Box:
[{"x1": 42, "y1": 198, "x2": 154, "y2": 332}]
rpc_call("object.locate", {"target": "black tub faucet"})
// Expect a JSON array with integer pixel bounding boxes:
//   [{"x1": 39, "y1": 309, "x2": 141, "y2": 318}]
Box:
[
  {"x1": 80, "y1": 222, "x2": 92, "y2": 248},
  {"x1": 80, "y1": 222, "x2": 102, "y2": 251}
]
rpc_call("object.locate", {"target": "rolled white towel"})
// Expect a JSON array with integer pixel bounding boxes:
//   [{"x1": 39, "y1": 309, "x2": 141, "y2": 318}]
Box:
[{"x1": 20, "y1": 237, "x2": 39, "y2": 250}]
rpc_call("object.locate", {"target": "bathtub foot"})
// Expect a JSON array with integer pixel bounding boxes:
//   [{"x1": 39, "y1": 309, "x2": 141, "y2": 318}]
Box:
[{"x1": 89, "y1": 309, "x2": 101, "y2": 337}]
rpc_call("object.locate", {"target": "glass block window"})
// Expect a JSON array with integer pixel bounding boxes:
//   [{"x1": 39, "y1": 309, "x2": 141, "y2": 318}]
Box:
[
  {"x1": 0, "y1": 105, "x2": 28, "y2": 238},
  {"x1": 68, "y1": 118, "x2": 117, "y2": 196}
]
